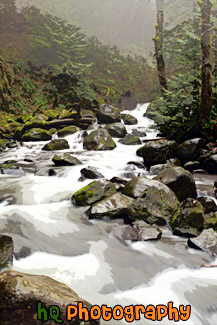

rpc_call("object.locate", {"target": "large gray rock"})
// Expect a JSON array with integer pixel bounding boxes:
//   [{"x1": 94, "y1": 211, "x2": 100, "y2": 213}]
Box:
[
  {"x1": 72, "y1": 179, "x2": 116, "y2": 206},
  {"x1": 105, "y1": 122, "x2": 127, "y2": 138},
  {"x1": 52, "y1": 153, "x2": 82, "y2": 166},
  {"x1": 188, "y1": 228, "x2": 217, "y2": 256},
  {"x1": 127, "y1": 184, "x2": 179, "y2": 226},
  {"x1": 42, "y1": 139, "x2": 70, "y2": 151},
  {"x1": 88, "y1": 192, "x2": 134, "y2": 219},
  {"x1": 121, "y1": 113, "x2": 138, "y2": 125},
  {"x1": 97, "y1": 104, "x2": 121, "y2": 124},
  {"x1": 0, "y1": 270, "x2": 99, "y2": 325},
  {"x1": 0, "y1": 235, "x2": 13, "y2": 268},
  {"x1": 21, "y1": 128, "x2": 52, "y2": 142},
  {"x1": 136, "y1": 139, "x2": 176, "y2": 166},
  {"x1": 176, "y1": 138, "x2": 205, "y2": 163},
  {"x1": 122, "y1": 220, "x2": 162, "y2": 241},
  {"x1": 155, "y1": 166, "x2": 197, "y2": 202},
  {"x1": 83, "y1": 129, "x2": 116, "y2": 151},
  {"x1": 171, "y1": 198, "x2": 204, "y2": 237}
]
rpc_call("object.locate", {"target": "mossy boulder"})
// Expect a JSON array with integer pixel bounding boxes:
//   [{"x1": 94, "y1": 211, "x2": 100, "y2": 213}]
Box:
[
  {"x1": 57, "y1": 126, "x2": 80, "y2": 138},
  {"x1": 52, "y1": 153, "x2": 82, "y2": 166},
  {"x1": 131, "y1": 128, "x2": 147, "y2": 137},
  {"x1": 87, "y1": 192, "x2": 134, "y2": 219},
  {"x1": 83, "y1": 129, "x2": 116, "y2": 151},
  {"x1": 119, "y1": 134, "x2": 141, "y2": 145},
  {"x1": 97, "y1": 104, "x2": 121, "y2": 124},
  {"x1": 0, "y1": 235, "x2": 13, "y2": 267},
  {"x1": 72, "y1": 179, "x2": 116, "y2": 206},
  {"x1": 16, "y1": 115, "x2": 33, "y2": 124},
  {"x1": 171, "y1": 198, "x2": 204, "y2": 237},
  {"x1": 176, "y1": 138, "x2": 205, "y2": 163},
  {"x1": 105, "y1": 122, "x2": 127, "y2": 138},
  {"x1": 126, "y1": 182, "x2": 179, "y2": 226},
  {"x1": 48, "y1": 119, "x2": 76, "y2": 130},
  {"x1": 13, "y1": 127, "x2": 23, "y2": 141},
  {"x1": 136, "y1": 139, "x2": 176, "y2": 167},
  {"x1": 59, "y1": 109, "x2": 77, "y2": 120},
  {"x1": 204, "y1": 212, "x2": 217, "y2": 230},
  {"x1": 0, "y1": 139, "x2": 6, "y2": 151},
  {"x1": 155, "y1": 166, "x2": 197, "y2": 202},
  {"x1": 0, "y1": 270, "x2": 99, "y2": 325},
  {"x1": 22, "y1": 119, "x2": 49, "y2": 134},
  {"x1": 21, "y1": 128, "x2": 52, "y2": 142},
  {"x1": 121, "y1": 113, "x2": 138, "y2": 125},
  {"x1": 42, "y1": 139, "x2": 70, "y2": 151}
]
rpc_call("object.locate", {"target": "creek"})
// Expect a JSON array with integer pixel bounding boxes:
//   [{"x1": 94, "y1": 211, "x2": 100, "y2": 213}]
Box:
[{"x1": 0, "y1": 104, "x2": 217, "y2": 324}]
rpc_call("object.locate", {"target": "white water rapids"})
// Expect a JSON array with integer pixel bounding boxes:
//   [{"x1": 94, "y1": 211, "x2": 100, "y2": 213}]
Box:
[{"x1": 0, "y1": 104, "x2": 217, "y2": 324}]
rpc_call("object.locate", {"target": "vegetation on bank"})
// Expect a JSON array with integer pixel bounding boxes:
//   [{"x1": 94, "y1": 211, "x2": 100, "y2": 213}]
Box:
[{"x1": 0, "y1": 1, "x2": 158, "y2": 139}]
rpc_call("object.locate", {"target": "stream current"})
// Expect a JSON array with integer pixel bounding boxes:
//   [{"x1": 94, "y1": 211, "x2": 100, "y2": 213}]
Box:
[{"x1": 0, "y1": 104, "x2": 217, "y2": 324}]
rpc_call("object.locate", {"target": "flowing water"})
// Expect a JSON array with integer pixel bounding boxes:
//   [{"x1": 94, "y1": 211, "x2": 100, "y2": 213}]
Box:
[{"x1": 0, "y1": 104, "x2": 217, "y2": 324}]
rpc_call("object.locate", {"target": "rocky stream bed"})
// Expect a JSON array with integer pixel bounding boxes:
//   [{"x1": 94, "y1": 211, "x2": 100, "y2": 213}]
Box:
[{"x1": 0, "y1": 104, "x2": 217, "y2": 324}]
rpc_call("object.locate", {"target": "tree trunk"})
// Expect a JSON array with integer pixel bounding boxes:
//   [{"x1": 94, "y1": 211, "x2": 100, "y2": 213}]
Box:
[
  {"x1": 153, "y1": 0, "x2": 167, "y2": 96},
  {"x1": 198, "y1": 0, "x2": 213, "y2": 127}
]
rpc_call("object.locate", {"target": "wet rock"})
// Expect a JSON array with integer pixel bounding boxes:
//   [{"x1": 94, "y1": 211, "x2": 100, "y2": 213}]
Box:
[
  {"x1": 21, "y1": 128, "x2": 52, "y2": 142},
  {"x1": 203, "y1": 154, "x2": 217, "y2": 173},
  {"x1": 0, "y1": 270, "x2": 98, "y2": 325},
  {"x1": 57, "y1": 126, "x2": 80, "y2": 137},
  {"x1": 188, "y1": 229, "x2": 217, "y2": 256},
  {"x1": 171, "y1": 198, "x2": 204, "y2": 237},
  {"x1": 48, "y1": 169, "x2": 57, "y2": 176},
  {"x1": 6, "y1": 141, "x2": 18, "y2": 149},
  {"x1": 97, "y1": 104, "x2": 121, "y2": 124},
  {"x1": 42, "y1": 139, "x2": 70, "y2": 151},
  {"x1": 52, "y1": 153, "x2": 82, "y2": 166},
  {"x1": 119, "y1": 134, "x2": 141, "y2": 145},
  {"x1": 0, "y1": 235, "x2": 13, "y2": 267},
  {"x1": 131, "y1": 128, "x2": 147, "y2": 137},
  {"x1": 88, "y1": 192, "x2": 134, "y2": 219},
  {"x1": 83, "y1": 129, "x2": 116, "y2": 151},
  {"x1": 0, "y1": 195, "x2": 15, "y2": 206},
  {"x1": 121, "y1": 113, "x2": 138, "y2": 125},
  {"x1": 122, "y1": 221, "x2": 162, "y2": 241},
  {"x1": 198, "y1": 197, "x2": 217, "y2": 214},
  {"x1": 80, "y1": 166, "x2": 104, "y2": 179},
  {"x1": 14, "y1": 246, "x2": 31, "y2": 260},
  {"x1": 110, "y1": 177, "x2": 128, "y2": 185},
  {"x1": 184, "y1": 161, "x2": 200, "y2": 172},
  {"x1": 176, "y1": 138, "x2": 205, "y2": 163},
  {"x1": 105, "y1": 122, "x2": 127, "y2": 138},
  {"x1": 127, "y1": 161, "x2": 144, "y2": 169},
  {"x1": 204, "y1": 212, "x2": 217, "y2": 230},
  {"x1": 155, "y1": 166, "x2": 197, "y2": 202},
  {"x1": 137, "y1": 139, "x2": 176, "y2": 167},
  {"x1": 127, "y1": 183, "x2": 179, "y2": 226},
  {"x1": 72, "y1": 179, "x2": 116, "y2": 206}
]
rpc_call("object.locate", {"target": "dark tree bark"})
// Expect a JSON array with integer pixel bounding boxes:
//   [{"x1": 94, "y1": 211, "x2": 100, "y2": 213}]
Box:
[
  {"x1": 153, "y1": 0, "x2": 167, "y2": 96},
  {"x1": 198, "y1": 0, "x2": 213, "y2": 127}
]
